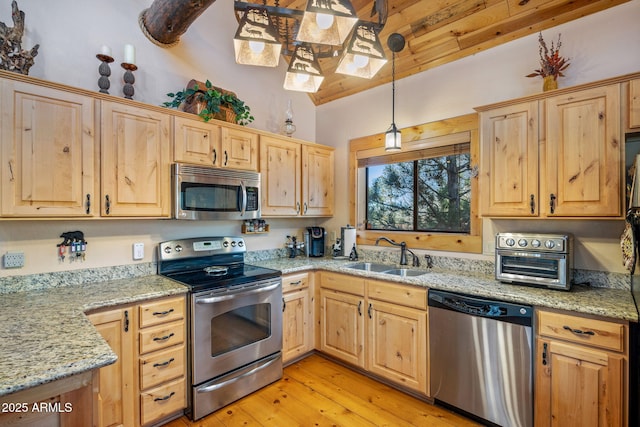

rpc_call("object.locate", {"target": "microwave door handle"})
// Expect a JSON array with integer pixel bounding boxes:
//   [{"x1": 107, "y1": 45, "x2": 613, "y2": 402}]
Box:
[{"x1": 239, "y1": 181, "x2": 247, "y2": 216}]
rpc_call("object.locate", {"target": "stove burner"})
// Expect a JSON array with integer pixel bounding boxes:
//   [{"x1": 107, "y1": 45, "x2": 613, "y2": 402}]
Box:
[{"x1": 203, "y1": 266, "x2": 228, "y2": 276}]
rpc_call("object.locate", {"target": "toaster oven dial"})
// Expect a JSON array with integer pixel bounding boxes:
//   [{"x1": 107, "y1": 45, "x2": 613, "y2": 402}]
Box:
[
  {"x1": 518, "y1": 239, "x2": 528, "y2": 247},
  {"x1": 531, "y1": 239, "x2": 541, "y2": 248},
  {"x1": 545, "y1": 240, "x2": 556, "y2": 249},
  {"x1": 505, "y1": 238, "x2": 515, "y2": 247}
]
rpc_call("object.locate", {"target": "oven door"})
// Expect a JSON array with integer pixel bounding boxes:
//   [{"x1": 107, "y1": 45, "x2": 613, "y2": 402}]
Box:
[
  {"x1": 191, "y1": 278, "x2": 282, "y2": 385},
  {"x1": 495, "y1": 250, "x2": 570, "y2": 290}
]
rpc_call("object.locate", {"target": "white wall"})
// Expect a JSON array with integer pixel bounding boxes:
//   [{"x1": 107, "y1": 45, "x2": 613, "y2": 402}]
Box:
[{"x1": 316, "y1": 0, "x2": 640, "y2": 273}]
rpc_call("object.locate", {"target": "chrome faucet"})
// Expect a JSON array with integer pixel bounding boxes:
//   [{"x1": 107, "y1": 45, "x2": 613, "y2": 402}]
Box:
[{"x1": 375, "y1": 236, "x2": 408, "y2": 265}]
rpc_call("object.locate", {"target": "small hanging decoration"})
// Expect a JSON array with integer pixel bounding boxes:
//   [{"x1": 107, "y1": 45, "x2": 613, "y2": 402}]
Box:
[
  {"x1": 0, "y1": 1, "x2": 39, "y2": 75},
  {"x1": 525, "y1": 32, "x2": 569, "y2": 92}
]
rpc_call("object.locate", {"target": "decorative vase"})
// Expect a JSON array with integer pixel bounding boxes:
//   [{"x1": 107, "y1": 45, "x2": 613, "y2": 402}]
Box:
[{"x1": 543, "y1": 76, "x2": 558, "y2": 92}]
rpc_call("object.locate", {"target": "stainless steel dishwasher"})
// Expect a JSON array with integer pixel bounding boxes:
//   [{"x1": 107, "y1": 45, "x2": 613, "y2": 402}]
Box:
[{"x1": 428, "y1": 290, "x2": 533, "y2": 427}]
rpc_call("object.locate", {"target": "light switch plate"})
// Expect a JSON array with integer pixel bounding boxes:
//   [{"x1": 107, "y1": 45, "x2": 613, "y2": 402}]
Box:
[{"x1": 133, "y1": 243, "x2": 144, "y2": 260}]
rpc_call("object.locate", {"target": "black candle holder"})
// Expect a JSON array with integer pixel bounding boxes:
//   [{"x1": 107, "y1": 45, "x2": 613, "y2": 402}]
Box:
[
  {"x1": 121, "y1": 62, "x2": 138, "y2": 100},
  {"x1": 96, "y1": 54, "x2": 114, "y2": 94}
]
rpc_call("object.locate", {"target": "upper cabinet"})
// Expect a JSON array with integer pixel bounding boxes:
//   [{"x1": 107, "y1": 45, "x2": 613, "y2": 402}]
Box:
[
  {"x1": 260, "y1": 136, "x2": 334, "y2": 217},
  {"x1": 220, "y1": 127, "x2": 258, "y2": 171},
  {"x1": 630, "y1": 78, "x2": 640, "y2": 129},
  {"x1": 101, "y1": 101, "x2": 171, "y2": 217},
  {"x1": 479, "y1": 81, "x2": 623, "y2": 218},
  {"x1": 0, "y1": 80, "x2": 98, "y2": 217},
  {"x1": 174, "y1": 116, "x2": 221, "y2": 167}
]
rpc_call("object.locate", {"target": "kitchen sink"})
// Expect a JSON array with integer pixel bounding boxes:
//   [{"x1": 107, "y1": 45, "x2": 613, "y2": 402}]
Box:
[
  {"x1": 383, "y1": 268, "x2": 429, "y2": 277},
  {"x1": 346, "y1": 262, "x2": 393, "y2": 272}
]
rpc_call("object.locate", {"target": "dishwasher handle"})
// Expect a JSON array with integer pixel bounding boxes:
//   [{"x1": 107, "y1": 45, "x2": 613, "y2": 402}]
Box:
[{"x1": 428, "y1": 289, "x2": 532, "y2": 327}]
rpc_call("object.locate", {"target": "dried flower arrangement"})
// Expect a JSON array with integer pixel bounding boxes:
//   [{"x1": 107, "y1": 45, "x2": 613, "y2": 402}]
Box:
[{"x1": 526, "y1": 32, "x2": 570, "y2": 81}]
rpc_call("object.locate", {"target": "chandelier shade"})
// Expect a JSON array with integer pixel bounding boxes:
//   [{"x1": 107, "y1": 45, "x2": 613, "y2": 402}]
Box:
[
  {"x1": 233, "y1": 7, "x2": 282, "y2": 67},
  {"x1": 297, "y1": 0, "x2": 358, "y2": 46},
  {"x1": 336, "y1": 22, "x2": 386, "y2": 78},
  {"x1": 283, "y1": 44, "x2": 324, "y2": 93}
]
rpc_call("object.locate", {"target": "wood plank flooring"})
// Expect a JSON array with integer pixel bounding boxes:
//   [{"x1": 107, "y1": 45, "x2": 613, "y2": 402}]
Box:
[{"x1": 163, "y1": 354, "x2": 481, "y2": 426}]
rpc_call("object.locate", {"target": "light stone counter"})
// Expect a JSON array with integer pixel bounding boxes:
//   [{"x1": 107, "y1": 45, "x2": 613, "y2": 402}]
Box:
[
  {"x1": 0, "y1": 275, "x2": 187, "y2": 397},
  {"x1": 252, "y1": 257, "x2": 639, "y2": 322}
]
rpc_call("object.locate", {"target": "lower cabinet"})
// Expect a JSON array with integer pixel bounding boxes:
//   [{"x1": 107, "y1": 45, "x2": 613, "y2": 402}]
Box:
[
  {"x1": 318, "y1": 272, "x2": 428, "y2": 395},
  {"x1": 88, "y1": 295, "x2": 187, "y2": 427},
  {"x1": 535, "y1": 309, "x2": 627, "y2": 427},
  {"x1": 282, "y1": 272, "x2": 314, "y2": 364}
]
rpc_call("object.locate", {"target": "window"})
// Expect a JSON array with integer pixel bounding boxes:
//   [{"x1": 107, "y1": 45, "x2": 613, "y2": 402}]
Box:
[
  {"x1": 349, "y1": 114, "x2": 481, "y2": 253},
  {"x1": 365, "y1": 144, "x2": 471, "y2": 232}
]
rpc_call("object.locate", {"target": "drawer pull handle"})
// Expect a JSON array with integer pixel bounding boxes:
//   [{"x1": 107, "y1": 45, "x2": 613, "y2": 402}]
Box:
[
  {"x1": 289, "y1": 280, "x2": 302, "y2": 286},
  {"x1": 563, "y1": 325, "x2": 595, "y2": 336},
  {"x1": 152, "y1": 308, "x2": 175, "y2": 317},
  {"x1": 153, "y1": 391, "x2": 175, "y2": 402},
  {"x1": 153, "y1": 332, "x2": 175, "y2": 342},
  {"x1": 153, "y1": 358, "x2": 175, "y2": 368},
  {"x1": 542, "y1": 343, "x2": 548, "y2": 366}
]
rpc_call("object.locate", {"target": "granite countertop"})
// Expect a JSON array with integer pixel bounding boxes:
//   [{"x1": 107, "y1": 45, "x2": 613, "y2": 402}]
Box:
[
  {"x1": 0, "y1": 275, "x2": 187, "y2": 398},
  {"x1": 252, "y1": 257, "x2": 639, "y2": 322}
]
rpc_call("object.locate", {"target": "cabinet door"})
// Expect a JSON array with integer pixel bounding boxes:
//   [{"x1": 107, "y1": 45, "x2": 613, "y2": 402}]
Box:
[
  {"x1": 544, "y1": 85, "x2": 621, "y2": 217},
  {"x1": 479, "y1": 102, "x2": 539, "y2": 216},
  {"x1": 174, "y1": 116, "x2": 221, "y2": 166},
  {"x1": 630, "y1": 79, "x2": 640, "y2": 129},
  {"x1": 535, "y1": 338, "x2": 624, "y2": 427},
  {"x1": 0, "y1": 80, "x2": 97, "y2": 217},
  {"x1": 260, "y1": 135, "x2": 301, "y2": 216},
  {"x1": 283, "y1": 288, "x2": 312, "y2": 363},
  {"x1": 319, "y1": 288, "x2": 365, "y2": 367},
  {"x1": 220, "y1": 127, "x2": 258, "y2": 171},
  {"x1": 367, "y1": 299, "x2": 427, "y2": 395},
  {"x1": 302, "y1": 144, "x2": 334, "y2": 216},
  {"x1": 101, "y1": 101, "x2": 171, "y2": 217},
  {"x1": 88, "y1": 308, "x2": 135, "y2": 427}
]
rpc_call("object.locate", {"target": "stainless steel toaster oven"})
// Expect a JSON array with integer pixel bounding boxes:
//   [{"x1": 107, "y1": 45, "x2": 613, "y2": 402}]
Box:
[{"x1": 495, "y1": 233, "x2": 573, "y2": 290}]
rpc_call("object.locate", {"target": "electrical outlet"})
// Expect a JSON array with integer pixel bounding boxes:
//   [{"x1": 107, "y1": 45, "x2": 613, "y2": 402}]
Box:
[
  {"x1": 133, "y1": 243, "x2": 144, "y2": 260},
  {"x1": 4, "y1": 252, "x2": 25, "y2": 268},
  {"x1": 330, "y1": 231, "x2": 337, "y2": 242}
]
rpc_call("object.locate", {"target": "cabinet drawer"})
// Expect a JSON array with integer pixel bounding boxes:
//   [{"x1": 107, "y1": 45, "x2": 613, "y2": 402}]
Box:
[
  {"x1": 139, "y1": 321, "x2": 185, "y2": 355},
  {"x1": 140, "y1": 376, "x2": 186, "y2": 426},
  {"x1": 139, "y1": 296, "x2": 185, "y2": 328},
  {"x1": 140, "y1": 345, "x2": 185, "y2": 390},
  {"x1": 283, "y1": 272, "x2": 309, "y2": 293},
  {"x1": 537, "y1": 310, "x2": 626, "y2": 352},
  {"x1": 320, "y1": 271, "x2": 364, "y2": 295},
  {"x1": 367, "y1": 279, "x2": 427, "y2": 310}
]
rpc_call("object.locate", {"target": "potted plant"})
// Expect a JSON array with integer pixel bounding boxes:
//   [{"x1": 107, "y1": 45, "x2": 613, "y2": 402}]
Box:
[
  {"x1": 526, "y1": 32, "x2": 570, "y2": 92},
  {"x1": 163, "y1": 79, "x2": 254, "y2": 125}
]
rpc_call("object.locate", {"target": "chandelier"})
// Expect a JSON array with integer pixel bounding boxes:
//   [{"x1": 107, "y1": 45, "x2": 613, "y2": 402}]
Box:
[{"x1": 233, "y1": 0, "x2": 388, "y2": 93}]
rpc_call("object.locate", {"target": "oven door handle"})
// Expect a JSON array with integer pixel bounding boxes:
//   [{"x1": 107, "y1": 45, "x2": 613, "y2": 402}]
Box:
[
  {"x1": 195, "y1": 282, "x2": 280, "y2": 304},
  {"x1": 196, "y1": 352, "x2": 281, "y2": 393}
]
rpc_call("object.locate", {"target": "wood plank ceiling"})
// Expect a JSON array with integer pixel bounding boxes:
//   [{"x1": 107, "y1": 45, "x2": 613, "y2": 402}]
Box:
[{"x1": 270, "y1": 0, "x2": 630, "y2": 105}]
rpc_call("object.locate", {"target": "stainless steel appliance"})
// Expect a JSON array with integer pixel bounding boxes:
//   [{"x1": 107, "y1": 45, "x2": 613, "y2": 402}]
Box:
[
  {"x1": 304, "y1": 226, "x2": 325, "y2": 257},
  {"x1": 429, "y1": 290, "x2": 533, "y2": 427},
  {"x1": 495, "y1": 232, "x2": 573, "y2": 290},
  {"x1": 172, "y1": 163, "x2": 261, "y2": 220},
  {"x1": 158, "y1": 237, "x2": 282, "y2": 420}
]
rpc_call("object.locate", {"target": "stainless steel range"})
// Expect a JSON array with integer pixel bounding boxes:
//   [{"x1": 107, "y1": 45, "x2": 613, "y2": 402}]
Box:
[{"x1": 158, "y1": 237, "x2": 282, "y2": 421}]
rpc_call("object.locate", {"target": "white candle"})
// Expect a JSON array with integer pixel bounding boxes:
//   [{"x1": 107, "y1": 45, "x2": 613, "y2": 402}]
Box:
[
  {"x1": 124, "y1": 44, "x2": 135, "y2": 64},
  {"x1": 100, "y1": 45, "x2": 112, "y2": 56}
]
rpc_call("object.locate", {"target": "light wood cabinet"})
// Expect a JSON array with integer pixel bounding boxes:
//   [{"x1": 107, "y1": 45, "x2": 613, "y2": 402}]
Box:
[
  {"x1": 480, "y1": 83, "x2": 622, "y2": 218},
  {"x1": 89, "y1": 295, "x2": 186, "y2": 427},
  {"x1": 0, "y1": 80, "x2": 98, "y2": 217},
  {"x1": 220, "y1": 126, "x2": 258, "y2": 171},
  {"x1": 260, "y1": 135, "x2": 334, "y2": 217},
  {"x1": 630, "y1": 79, "x2": 640, "y2": 129},
  {"x1": 318, "y1": 272, "x2": 428, "y2": 395},
  {"x1": 88, "y1": 307, "x2": 135, "y2": 427},
  {"x1": 535, "y1": 309, "x2": 627, "y2": 427},
  {"x1": 173, "y1": 116, "x2": 221, "y2": 167},
  {"x1": 282, "y1": 272, "x2": 314, "y2": 363},
  {"x1": 101, "y1": 101, "x2": 171, "y2": 217}
]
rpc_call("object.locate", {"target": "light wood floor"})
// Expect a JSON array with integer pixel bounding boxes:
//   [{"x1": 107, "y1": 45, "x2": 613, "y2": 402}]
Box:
[{"x1": 163, "y1": 354, "x2": 481, "y2": 426}]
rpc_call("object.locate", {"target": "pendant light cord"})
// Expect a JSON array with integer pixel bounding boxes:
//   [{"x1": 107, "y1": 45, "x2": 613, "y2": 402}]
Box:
[{"x1": 391, "y1": 51, "x2": 396, "y2": 127}]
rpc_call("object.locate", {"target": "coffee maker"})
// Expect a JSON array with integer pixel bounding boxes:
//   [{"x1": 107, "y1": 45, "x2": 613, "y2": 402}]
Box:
[{"x1": 305, "y1": 227, "x2": 326, "y2": 257}]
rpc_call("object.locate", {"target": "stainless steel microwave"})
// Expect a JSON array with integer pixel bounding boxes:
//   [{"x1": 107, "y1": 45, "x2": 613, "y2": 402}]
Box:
[{"x1": 172, "y1": 163, "x2": 261, "y2": 220}]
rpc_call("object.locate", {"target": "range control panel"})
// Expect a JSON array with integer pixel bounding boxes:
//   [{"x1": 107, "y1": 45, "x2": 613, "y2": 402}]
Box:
[{"x1": 158, "y1": 237, "x2": 246, "y2": 260}]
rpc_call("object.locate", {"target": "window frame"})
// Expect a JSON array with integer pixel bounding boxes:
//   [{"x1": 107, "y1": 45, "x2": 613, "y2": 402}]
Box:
[{"x1": 349, "y1": 113, "x2": 482, "y2": 253}]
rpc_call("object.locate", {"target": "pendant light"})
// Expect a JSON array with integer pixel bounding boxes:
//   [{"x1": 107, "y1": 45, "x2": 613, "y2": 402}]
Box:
[
  {"x1": 335, "y1": 22, "x2": 386, "y2": 79},
  {"x1": 233, "y1": 8, "x2": 282, "y2": 67},
  {"x1": 384, "y1": 33, "x2": 405, "y2": 152},
  {"x1": 283, "y1": 44, "x2": 324, "y2": 93},
  {"x1": 297, "y1": 0, "x2": 358, "y2": 46}
]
